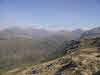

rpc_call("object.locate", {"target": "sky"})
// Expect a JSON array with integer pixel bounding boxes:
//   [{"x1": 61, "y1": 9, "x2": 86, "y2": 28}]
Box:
[{"x1": 0, "y1": 0, "x2": 100, "y2": 30}]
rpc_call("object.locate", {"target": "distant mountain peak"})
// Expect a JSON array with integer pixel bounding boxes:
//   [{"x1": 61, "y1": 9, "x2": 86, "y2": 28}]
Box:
[{"x1": 81, "y1": 26, "x2": 100, "y2": 38}]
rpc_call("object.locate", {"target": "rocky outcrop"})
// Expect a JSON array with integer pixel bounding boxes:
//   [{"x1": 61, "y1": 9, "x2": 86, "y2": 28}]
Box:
[{"x1": 59, "y1": 40, "x2": 80, "y2": 55}]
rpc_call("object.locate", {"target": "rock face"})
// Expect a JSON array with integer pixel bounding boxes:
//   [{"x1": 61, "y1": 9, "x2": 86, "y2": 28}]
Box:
[
  {"x1": 3, "y1": 38, "x2": 100, "y2": 75},
  {"x1": 63, "y1": 40, "x2": 80, "y2": 53},
  {"x1": 58, "y1": 40, "x2": 80, "y2": 55}
]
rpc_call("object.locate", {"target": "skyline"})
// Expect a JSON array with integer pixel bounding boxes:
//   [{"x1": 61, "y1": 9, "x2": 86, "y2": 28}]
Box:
[{"x1": 0, "y1": 0, "x2": 100, "y2": 30}]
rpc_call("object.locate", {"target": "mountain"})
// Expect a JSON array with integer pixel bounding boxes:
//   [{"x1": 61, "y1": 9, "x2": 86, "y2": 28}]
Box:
[
  {"x1": 81, "y1": 27, "x2": 100, "y2": 38},
  {"x1": 2, "y1": 38, "x2": 100, "y2": 75},
  {"x1": 0, "y1": 27, "x2": 67, "y2": 40},
  {"x1": 0, "y1": 27, "x2": 54, "y2": 39},
  {"x1": 72, "y1": 29, "x2": 85, "y2": 39},
  {"x1": 72, "y1": 29, "x2": 85, "y2": 36},
  {"x1": 0, "y1": 27, "x2": 85, "y2": 40},
  {"x1": 0, "y1": 28, "x2": 83, "y2": 69},
  {"x1": 0, "y1": 27, "x2": 86, "y2": 75}
]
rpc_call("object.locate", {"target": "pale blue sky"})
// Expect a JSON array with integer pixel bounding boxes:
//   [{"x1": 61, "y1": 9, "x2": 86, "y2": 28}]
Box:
[{"x1": 0, "y1": 0, "x2": 100, "y2": 29}]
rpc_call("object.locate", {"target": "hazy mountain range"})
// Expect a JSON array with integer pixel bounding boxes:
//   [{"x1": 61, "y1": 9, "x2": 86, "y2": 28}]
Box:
[
  {"x1": 1, "y1": 26, "x2": 100, "y2": 40},
  {"x1": 0, "y1": 27, "x2": 86, "y2": 40},
  {"x1": 81, "y1": 27, "x2": 100, "y2": 38}
]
